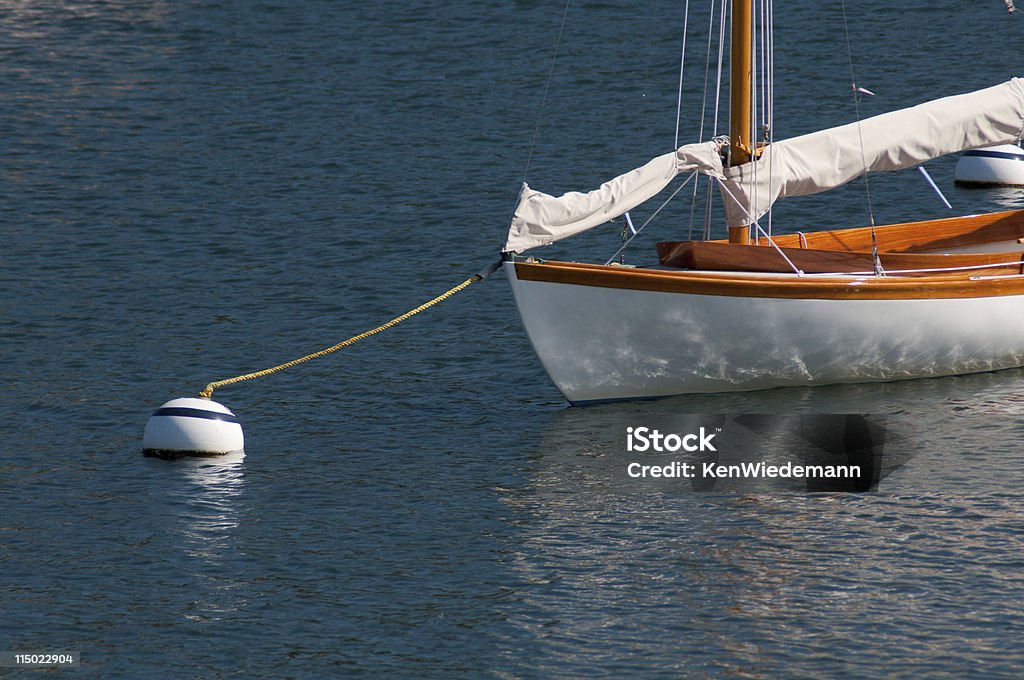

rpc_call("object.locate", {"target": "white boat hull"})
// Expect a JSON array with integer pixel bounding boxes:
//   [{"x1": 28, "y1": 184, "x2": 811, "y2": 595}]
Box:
[{"x1": 506, "y1": 262, "x2": 1024, "y2": 403}]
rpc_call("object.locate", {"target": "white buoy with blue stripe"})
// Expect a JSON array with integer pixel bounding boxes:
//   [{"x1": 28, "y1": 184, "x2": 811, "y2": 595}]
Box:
[
  {"x1": 955, "y1": 144, "x2": 1024, "y2": 187},
  {"x1": 143, "y1": 397, "x2": 244, "y2": 459}
]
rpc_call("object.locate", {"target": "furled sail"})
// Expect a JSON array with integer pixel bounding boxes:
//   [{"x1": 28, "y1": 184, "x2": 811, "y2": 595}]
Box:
[
  {"x1": 503, "y1": 79, "x2": 1024, "y2": 253},
  {"x1": 720, "y1": 78, "x2": 1024, "y2": 227},
  {"x1": 504, "y1": 141, "x2": 724, "y2": 254}
]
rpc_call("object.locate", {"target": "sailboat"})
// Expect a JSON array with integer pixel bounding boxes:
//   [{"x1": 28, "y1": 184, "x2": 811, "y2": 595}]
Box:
[{"x1": 502, "y1": 1, "x2": 1024, "y2": 404}]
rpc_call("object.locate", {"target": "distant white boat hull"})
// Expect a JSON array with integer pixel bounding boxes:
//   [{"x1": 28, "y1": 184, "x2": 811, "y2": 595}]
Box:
[
  {"x1": 507, "y1": 261, "x2": 1024, "y2": 403},
  {"x1": 955, "y1": 145, "x2": 1024, "y2": 186}
]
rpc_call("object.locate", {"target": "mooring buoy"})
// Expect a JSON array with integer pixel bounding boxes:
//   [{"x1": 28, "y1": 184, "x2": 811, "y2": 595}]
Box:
[
  {"x1": 143, "y1": 397, "x2": 244, "y2": 459},
  {"x1": 955, "y1": 145, "x2": 1024, "y2": 187}
]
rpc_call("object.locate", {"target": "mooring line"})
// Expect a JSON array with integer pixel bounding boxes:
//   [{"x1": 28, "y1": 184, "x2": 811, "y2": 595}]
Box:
[{"x1": 198, "y1": 259, "x2": 503, "y2": 399}]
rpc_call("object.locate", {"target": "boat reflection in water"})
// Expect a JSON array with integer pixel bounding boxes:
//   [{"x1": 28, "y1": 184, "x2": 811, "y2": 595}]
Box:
[
  {"x1": 520, "y1": 364, "x2": 1024, "y2": 499},
  {"x1": 497, "y1": 340, "x2": 1024, "y2": 677}
]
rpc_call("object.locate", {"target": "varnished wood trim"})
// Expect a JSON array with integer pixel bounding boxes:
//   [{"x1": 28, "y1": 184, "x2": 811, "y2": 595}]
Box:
[
  {"x1": 727, "y1": 225, "x2": 750, "y2": 244},
  {"x1": 514, "y1": 260, "x2": 1024, "y2": 300},
  {"x1": 656, "y1": 240, "x2": 1024, "y2": 276},
  {"x1": 724, "y1": 209, "x2": 1024, "y2": 253}
]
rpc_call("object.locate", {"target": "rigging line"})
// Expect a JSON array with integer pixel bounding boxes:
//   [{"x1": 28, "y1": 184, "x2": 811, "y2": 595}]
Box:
[
  {"x1": 693, "y1": 1, "x2": 728, "y2": 241},
  {"x1": 633, "y1": 0, "x2": 661, "y2": 148},
  {"x1": 520, "y1": 0, "x2": 572, "y2": 188},
  {"x1": 688, "y1": 0, "x2": 719, "y2": 239},
  {"x1": 686, "y1": 178, "x2": 699, "y2": 240},
  {"x1": 712, "y1": 0, "x2": 727, "y2": 136},
  {"x1": 768, "y1": 0, "x2": 775, "y2": 136},
  {"x1": 759, "y1": 0, "x2": 765, "y2": 132},
  {"x1": 918, "y1": 166, "x2": 952, "y2": 209},
  {"x1": 697, "y1": 0, "x2": 716, "y2": 142},
  {"x1": 674, "y1": 0, "x2": 691, "y2": 149},
  {"x1": 1008, "y1": 2, "x2": 1018, "y2": 82},
  {"x1": 714, "y1": 178, "x2": 803, "y2": 276},
  {"x1": 704, "y1": 178, "x2": 715, "y2": 241},
  {"x1": 749, "y1": 1, "x2": 759, "y2": 233},
  {"x1": 766, "y1": 0, "x2": 775, "y2": 236},
  {"x1": 708, "y1": 0, "x2": 727, "y2": 240},
  {"x1": 604, "y1": 173, "x2": 697, "y2": 265},
  {"x1": 840, "y1": 0, "x2": 883, "y2": 276},
  {"x1": 763, "y1": 0, "x2": 769, "y2": 131}
]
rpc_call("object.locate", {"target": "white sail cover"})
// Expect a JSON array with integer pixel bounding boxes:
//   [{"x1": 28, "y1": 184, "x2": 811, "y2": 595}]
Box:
[
  {"x1": 503, "y1": 79, "x2": 1024, "y2": 252},
  {"x1": 504, "y1": 141, "x2": 724, "y2": 253},
  {"x1": 720, "y1": 78, "x2": 1024, "y2": 226}
]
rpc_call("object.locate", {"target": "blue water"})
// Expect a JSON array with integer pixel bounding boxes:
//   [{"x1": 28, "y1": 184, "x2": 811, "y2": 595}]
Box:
[{"x1": 4, "y1": 1, "x2": 1024, "y2": 677}]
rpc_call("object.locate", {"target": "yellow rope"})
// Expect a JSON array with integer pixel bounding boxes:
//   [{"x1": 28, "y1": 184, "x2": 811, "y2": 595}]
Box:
[{"x1": 198, "y1": 274, "x2": 483, "y2": 399}]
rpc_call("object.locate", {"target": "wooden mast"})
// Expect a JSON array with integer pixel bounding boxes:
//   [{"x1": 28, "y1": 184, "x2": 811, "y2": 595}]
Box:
[{"x1": 728, "y1": 0, "x2": 753, "y2": 244}]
